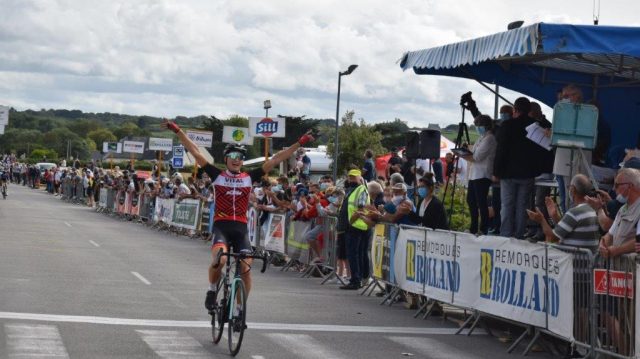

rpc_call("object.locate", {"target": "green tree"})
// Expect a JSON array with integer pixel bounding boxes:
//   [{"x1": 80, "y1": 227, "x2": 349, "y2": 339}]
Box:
[
  {"x1": 87, "y1": 128, "x2": 117, "y2": 147},
  {"x1": 373, "y1": 118, "x2": 410, "y2": 151},
  {"x1": 67, "y1": 119, "x2": 102, "y2": 138},
  {"x1": 113, "y1": 122, "x2": 146, "y2": 139},
  {"x1": 42, "y1": 127, "x2": 81, "y2": 157},
  {"x1": 326, "y1": 111, "x2": 386, "y2": 178},
  {"x1": 30, "y1": 148, "x2": 58, "y2": 161},
  {"x1": 0, "y1": 128, "x2": 43, "y2": 157}
]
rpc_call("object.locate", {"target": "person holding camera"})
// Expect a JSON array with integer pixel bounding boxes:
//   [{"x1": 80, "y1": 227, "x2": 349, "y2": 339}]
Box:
[{"x1": 460, "y1": 115, "x2": 496, "y2": 235}]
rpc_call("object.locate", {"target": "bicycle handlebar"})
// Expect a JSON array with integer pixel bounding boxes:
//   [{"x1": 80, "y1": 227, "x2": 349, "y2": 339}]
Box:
[{"x1": 215, "y1": 250, "x2": 269, "y2": 273}]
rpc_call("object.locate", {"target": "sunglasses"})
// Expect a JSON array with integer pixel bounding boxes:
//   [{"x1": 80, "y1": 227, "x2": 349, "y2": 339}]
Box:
[{"x1": 227, "y1": 152, "x2": 245, "y2": 160}]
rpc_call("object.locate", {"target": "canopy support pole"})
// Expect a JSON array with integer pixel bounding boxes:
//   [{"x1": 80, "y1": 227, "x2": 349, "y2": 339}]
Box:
[{"x1": 473, "y1": 78, "x2": 513, "y2": 106}]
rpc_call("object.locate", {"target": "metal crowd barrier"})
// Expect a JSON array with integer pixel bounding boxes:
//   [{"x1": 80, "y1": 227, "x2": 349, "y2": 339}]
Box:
[{"x1": 592, "y1": 254, "x2": 636, "y2": 359}]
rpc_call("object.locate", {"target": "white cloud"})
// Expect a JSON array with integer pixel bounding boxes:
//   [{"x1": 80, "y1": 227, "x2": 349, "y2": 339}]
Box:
[{"x1": 0, "y1": 0, "x2": 638, "y2": 128}]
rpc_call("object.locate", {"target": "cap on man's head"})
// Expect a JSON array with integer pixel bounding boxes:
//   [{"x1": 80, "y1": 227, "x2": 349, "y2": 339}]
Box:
[
  {"x1": 347, "y1": 169, "x2": 362, "y2": 177},
  {"x1": 391, "y1": 182, "x2": 408, "y2": 192},
  {"x1": 623, "y1": 157, "x2": 640, "y2": 169}
]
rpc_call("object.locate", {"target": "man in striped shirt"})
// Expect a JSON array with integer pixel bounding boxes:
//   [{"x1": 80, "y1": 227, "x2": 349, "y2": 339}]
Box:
[{"x1": 527, "y1": 174, "x2": 600, "y2": 250}]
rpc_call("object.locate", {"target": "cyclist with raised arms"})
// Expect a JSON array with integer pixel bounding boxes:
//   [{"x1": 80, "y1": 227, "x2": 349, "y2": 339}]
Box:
[{"x1": 162, "y1": 119, "x2": 314, "y2": 311}]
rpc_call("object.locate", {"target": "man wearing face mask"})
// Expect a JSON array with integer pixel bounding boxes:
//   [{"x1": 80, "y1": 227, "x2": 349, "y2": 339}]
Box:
[
  {"x1": 337, "y1": 169, "x2": 371, "y2": 290},
  {"x1": 598, "y1": 168, "x2": 640, "y2": 258}
]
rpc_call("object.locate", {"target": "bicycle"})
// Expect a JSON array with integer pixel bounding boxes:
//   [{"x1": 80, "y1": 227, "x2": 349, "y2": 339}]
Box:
[
  {"x1": 210, "y1": 250, "x2": 267, "y2": 356},
  {"x1": 1, "y1": 179, "x2": 7, "y2": 199}
]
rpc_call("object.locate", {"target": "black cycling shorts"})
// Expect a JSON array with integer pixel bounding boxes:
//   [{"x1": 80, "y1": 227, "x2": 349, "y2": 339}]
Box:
[{"x1": 211, "y1": 220, "x2": 252, "y2": 253}]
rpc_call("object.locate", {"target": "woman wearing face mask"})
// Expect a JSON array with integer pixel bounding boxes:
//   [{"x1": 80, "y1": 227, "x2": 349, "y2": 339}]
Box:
[
  {"x1": 460, "y1": 115, "x2": 497, "y2": 235},
  {"x1": 407, "y1": 175, "x2": 449, "y2": 230},
  {"x1": 365, "y1": 183, "x2": 416, "y2": 225}
]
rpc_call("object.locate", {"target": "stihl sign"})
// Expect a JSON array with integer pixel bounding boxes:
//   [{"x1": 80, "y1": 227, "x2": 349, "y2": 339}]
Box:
[{"x1": 593, "y1": 269, "x2": 634, "y2": 298}]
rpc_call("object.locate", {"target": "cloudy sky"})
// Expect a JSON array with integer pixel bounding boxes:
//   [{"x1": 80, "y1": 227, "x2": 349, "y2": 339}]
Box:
[{"x1": 1, "y1": 0, "x2": 639, "y2": 127}]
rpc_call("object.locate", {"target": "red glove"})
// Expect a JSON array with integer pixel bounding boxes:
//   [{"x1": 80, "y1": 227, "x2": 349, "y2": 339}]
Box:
[
  {"x1": 167, "y1": 121, "x2": 181, "y2": 134},
  {"x1": 298, "y1": 132, "x2": 314, "y2": 146}
]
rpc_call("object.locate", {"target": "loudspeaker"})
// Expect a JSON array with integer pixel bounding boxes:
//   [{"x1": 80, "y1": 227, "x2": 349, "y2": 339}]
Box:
[
  {"x1": 420, "y1": 129, "x2": 441, "y2": 159},
  {"x1": 405, "y1": 131, "x2": 420, "y2": 159}
]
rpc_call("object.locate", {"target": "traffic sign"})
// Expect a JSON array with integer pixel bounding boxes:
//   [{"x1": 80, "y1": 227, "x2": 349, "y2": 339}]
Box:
[
  {"x1": 173, "y1": 146, "x2": 184, "y2": 158},
  {"x1": 172, "y1": 157, "x2": 184, "y2": 169}
]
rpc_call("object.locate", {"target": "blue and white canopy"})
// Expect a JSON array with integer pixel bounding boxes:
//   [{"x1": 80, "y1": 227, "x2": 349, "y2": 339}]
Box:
[{"x1": 400, "y1": 23, "x2": 640, "y2": 163}]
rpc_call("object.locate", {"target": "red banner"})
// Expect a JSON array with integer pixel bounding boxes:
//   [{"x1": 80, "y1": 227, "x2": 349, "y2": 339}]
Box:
[{"x1": 593, "y1": 269, "x2": 634, "y2": 298}]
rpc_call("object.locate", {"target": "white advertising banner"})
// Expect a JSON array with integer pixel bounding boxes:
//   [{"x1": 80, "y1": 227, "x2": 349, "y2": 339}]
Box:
[
  {"x1": 123, "y1": 141, "x2": 145, "y2": 154},
  {"x1": 98, "y1": 188, "x2": 108, "y2": 208},
  {"x1": 148, "y1": 137, "x2": 173, "y2": 151},
  {"x1": 186, "y1": 130, "x2": 213, "y2": 147},
  {"x1": 393, "y1": 227, "x2": 427, "y2": 296},
  {"x1": 247, "y1": 207, "x2": 258, "y2": 247},
  {"x1": 456, "y1": 235, "x2": 574, "y2": 340},
  {"x1": 0, "y1": 105, "x2": 8, "y2": 125},
  {"x1": 264, "y1": 213, "x2": 286, "y2": 254},
  {"x1": 155, "y1": 198, "x2": 174, "y2": 224},
  {"x1": 392, "y1": 227, "x2": 575, "y2": 340},
  {"x1": 248, "y1": 117, "x2": 286, "y2": 138},
  {"x1": 223, "y1": 126, "x2": 253, "y2": 145},
  {"x1": 102, "y1": 142, "x2": 123, "y2": 154}
]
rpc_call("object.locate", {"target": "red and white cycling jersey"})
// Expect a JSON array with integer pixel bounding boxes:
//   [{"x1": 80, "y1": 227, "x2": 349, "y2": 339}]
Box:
[{"x1": 204, "y1": 164, "x2": 263, "y2": 224}]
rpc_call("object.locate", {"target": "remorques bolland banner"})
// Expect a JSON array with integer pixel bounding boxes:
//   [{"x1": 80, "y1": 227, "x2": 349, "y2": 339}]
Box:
[{"x1": 394, "y1": 227, "x2": 574, "y2": 340}]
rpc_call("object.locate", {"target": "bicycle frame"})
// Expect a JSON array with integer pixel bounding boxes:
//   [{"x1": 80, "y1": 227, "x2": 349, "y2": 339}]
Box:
[{"x1": 215, "y1": 250, "x2": 268, "y2": 317}]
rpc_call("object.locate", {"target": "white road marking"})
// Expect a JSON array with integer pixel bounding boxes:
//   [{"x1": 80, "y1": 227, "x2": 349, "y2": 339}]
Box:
[
  {"x1": 387, "y1": 336, "x2": 483, "y2": 359},
  {"x1": 0, "y1": 311, "x2": 478, "y2": 335},
  {"x1": 251, "y1": 356, "x2": 266, "y2": 359},
  {"x1": 64, "y1": 222, "x2": 72, "y2": 227},
  {"x1": 5, "y1": 323, "x2": 70, "y2": 358},
  {"x1": 89, "y1": 240, "x2": 100, "y2": 247},
  {"x1": 137, "y1": 330, "x2": 211, "y2": 359},
  {"x1": 268, "y1": 333, "x2": 344, "y2": 359},
  {"x1": 131, "y1": 271, "x2": 151, "y2": 285}
]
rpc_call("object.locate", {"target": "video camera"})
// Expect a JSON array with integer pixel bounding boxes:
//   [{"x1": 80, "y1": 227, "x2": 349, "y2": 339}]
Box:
[{"x1": 459, "y1": 91, "x2": 480, "y2": 118}]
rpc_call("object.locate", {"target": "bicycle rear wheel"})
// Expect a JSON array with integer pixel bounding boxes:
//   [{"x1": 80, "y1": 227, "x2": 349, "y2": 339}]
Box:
[{"x1": 227, "y1": 280, "x2": 246, "y2": 356}]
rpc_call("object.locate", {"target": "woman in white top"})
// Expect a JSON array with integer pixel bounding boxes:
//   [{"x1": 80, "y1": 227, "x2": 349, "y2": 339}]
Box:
[{"x1": 462, "y1": 115, "x2": 497, "y2": 235}]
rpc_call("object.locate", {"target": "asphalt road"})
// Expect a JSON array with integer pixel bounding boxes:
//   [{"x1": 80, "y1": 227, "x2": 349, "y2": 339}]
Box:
[{"x1": 0, "y1": 183, "x2": 559, "y2": 358}]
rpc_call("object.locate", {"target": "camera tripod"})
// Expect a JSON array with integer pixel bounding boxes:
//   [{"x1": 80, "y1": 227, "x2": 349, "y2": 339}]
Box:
[{"x1": 442, "y1": 105, "x2": 471, "y2": 225}]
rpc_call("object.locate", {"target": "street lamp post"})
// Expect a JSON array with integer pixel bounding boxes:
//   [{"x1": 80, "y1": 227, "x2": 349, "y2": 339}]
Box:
[
  {"x1": 333, "y1": 64, "x2": 358, "y2": 182},
  {"x1": 263, "y1": 100, "x2": 272, "y2": 160}
]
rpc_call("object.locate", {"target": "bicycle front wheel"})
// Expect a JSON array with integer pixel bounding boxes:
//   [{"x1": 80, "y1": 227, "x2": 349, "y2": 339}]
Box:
[
  {"x1": 212, "y1": 281, "x2": 225, "y2": 344},
  {"x1": 227, "y1": 280, "x2": 247, "y2": 356}
]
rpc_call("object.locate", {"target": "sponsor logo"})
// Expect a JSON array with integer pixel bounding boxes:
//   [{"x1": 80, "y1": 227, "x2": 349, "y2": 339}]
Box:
[
  {"x1": 256, "y1": 118, "x2": 278, "y2": 137},
  {"x1": 406, "y1": 240, "x2": 460, "y2": 292},
  {"x1": 479, "y1": 248, "x2": 560, "y2": 316},
  {"x1": 594, "y1": 269, "x2": 634, "y2": 298},
  {"x1": 232, "y1": 129, "x2": 245, "y2": 142}
]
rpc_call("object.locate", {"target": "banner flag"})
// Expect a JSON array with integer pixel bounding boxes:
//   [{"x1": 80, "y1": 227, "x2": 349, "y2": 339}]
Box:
[
  {"x1": 247, "y1": 206, "x2": 258, "y2": 247},
  {"x1": 149, "y1": 137, "x2": 173, "y2": 151},
  {"x1": 287, "y1": 220, "x2": 310, "y2": 263},
  {"x1": 371, "y1": 224, "x2": 386, "y2": 280},
  {"x1": 123, "y1": 140, "x2": 145, "y2": 154},
  {"x1": 248, "y1": 117, "x2": 286, "y2": 138},
  {"x1": 98, "y1": 188, "x2": 108, "y2": 208},
  {"x1": 223, "y1": 126, "x2": 253, "y2": 145},
  {"x1": 264, "y1": 213, "x2": 286, "y2": 254},
  {"x1": 102, "y1": 142, "x2": 122, "y2": 154},
  {"x1": 172, "y1": 199, "x2": 201, "y2": 230},
  {"x1": 186, "y1": 130, "x2": 213, "y2": 147},
  {"x1": 0, "y1": 105, "x2": 8, "y2": 125}
]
